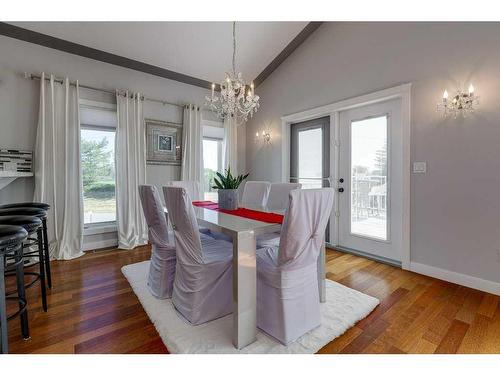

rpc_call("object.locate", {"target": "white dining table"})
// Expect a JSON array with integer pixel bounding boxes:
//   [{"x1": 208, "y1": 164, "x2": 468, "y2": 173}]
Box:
[{"x1": 192, "y1": 204, "x2": 327, "y2": 350}]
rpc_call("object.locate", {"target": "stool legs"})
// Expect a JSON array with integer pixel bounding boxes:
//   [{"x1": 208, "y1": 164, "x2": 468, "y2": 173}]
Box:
[
  {"x1": 42, "y1": 218, "x2": 52, "y2": 289},
  {"x1": 0, "y1": 254, "x2": 8, "y2": 354},
  {"x1": 14, "y1": 247, "x2": 30, "y2": 340},
  {"x1": 37, "y1": 230, "x2": 48, "y2": 312}
]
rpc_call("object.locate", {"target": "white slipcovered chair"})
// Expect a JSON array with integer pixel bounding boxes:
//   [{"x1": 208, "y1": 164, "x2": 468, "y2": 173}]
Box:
[
  {"x1": 256, "y1": 188, "x2": 334, "y2": 345},
  {"x1": 163, "y1": 186, "x2": 234, "y2": 325},
  {"x1": 167, "y1": 180, "x2": 202, "y2": 201},
  {"x1": 241, "y1": 181, "x2": 271, "y2": 208},
  {"x1": 138, "y1": 185, "x2": 176, "y2": 299},
  {"x1": 266, "y1": 182, "x2": 302, "y2": 211},
  {"x1": 257, "y1": 182, "x2": 302, "y2": 248}
]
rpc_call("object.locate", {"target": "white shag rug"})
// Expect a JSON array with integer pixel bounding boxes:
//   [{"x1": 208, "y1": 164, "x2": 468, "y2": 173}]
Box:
[{"x1": 122, "y1": 261, "x2": 379, "y2": 354}]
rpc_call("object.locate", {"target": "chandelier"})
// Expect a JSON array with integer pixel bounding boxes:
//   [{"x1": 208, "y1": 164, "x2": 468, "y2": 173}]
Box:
[
  {"x1": 437, "y1": 84, "x2": 479, "y2": 118},
  {"x1": 205, "y1": 22, "x2": 260, "y2": 124}
]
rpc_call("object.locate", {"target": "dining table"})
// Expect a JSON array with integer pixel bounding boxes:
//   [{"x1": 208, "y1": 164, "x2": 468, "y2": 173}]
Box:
[{"x1": 192, "y1": 202, "x2": 327, "y2": 350}]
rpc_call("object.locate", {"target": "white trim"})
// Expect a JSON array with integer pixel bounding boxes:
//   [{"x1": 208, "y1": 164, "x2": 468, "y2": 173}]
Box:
[
  {"x1": 83, "y1": 224, "x2": 117, "y2": 236},
  {"x1": 82, "y1": 238, "x2": 118, "y2": 251},
  {"x1": 410, "y1": 262, "x2": 500, "y2": 296},
  {"x1": 281, "y1": 83, "x2": 411, "y2": 269},
  {"x1": 79, "y1": 98, "x2": 117, "y2": 111}
]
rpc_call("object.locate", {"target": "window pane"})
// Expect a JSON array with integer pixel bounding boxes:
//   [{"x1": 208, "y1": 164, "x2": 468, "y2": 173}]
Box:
[
  {"x1": 350, "y1": 116, "x2": 388, "y2": 240},
  {"x1": 203, "y1": 138, "x2": 221, "y2": 201},
  {"x1": 81, "y1": 128, "x2": 116, "y2": 224},
  {"x1": 298, "y1": 128, "x2": 323, "y2": 189}
]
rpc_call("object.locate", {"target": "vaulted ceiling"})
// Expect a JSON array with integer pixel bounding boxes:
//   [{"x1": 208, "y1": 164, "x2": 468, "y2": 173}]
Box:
[{"x1": 9, "y1": 22, "x2": 309, "y2": 85}]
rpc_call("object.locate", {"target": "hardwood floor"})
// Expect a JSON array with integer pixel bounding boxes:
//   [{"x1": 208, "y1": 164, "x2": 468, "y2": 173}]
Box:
[{"x1": 6, "y1": 246, "x2": 500, "y2": 354}]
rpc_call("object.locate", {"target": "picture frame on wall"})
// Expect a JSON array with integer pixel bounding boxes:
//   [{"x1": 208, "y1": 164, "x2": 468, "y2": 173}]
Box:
[{"x1": 145, "y1": 119, "x2": 183, "y2": 165}]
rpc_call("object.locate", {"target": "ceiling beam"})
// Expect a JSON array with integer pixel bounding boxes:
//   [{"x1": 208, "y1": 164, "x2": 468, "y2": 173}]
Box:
[
  {"x1": 253, "y1": 22, "x2": 323, "y2": 88},
  {"x1": 0, "y1": 22, "x2": 214, "y2": 90}
]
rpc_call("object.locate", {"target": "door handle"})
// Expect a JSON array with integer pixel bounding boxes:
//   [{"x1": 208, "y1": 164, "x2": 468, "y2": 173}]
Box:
[{"x1": 338, "y1": 187, "x2": 344, "y2": 193}]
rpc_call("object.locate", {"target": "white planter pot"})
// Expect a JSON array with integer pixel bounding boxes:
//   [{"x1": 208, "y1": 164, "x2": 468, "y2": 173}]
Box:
[{"x1": 218, "y1": 189, "x2": 238, "y2": 210}]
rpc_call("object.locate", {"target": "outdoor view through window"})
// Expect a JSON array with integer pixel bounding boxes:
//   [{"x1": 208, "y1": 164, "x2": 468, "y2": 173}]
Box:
[
  {"x1": 81, "y1": 128, "x2": 117, "y2": 225},
  {"x1": 203, "y1": 138, "x2": 222, "y2": 201}
]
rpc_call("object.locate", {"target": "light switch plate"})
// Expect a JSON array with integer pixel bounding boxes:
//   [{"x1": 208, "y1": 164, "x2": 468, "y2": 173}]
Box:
[{"x1": 413, "y1": 162, "x2": 427, "y2": 173}]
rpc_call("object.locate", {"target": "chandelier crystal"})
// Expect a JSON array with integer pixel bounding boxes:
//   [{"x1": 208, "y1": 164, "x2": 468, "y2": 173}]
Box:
[
  {"x1": 205, "y1": 22, "x2": 260, "y2": 124},
  {"x1": 437, "y1": 84, "x2": 479, "y2": 118}
]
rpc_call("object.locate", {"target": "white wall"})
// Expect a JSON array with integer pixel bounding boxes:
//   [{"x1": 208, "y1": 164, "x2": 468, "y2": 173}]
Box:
[{"x1": 246, "y1": 22, "x2": 500, "y2": 286}]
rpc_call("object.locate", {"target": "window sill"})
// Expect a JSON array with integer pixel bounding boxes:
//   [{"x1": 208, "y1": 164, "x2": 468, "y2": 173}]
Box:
[{"x1": 84, "y1": 223, "x2": 117, "y2": 236}]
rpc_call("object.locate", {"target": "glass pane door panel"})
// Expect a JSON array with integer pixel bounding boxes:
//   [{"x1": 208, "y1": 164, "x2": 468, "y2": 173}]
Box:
[
  {"x1": 298, "y1": 128, "x2": 323, "y2": 189},
  {"x1": 350, "y1": 116, "x2": 388, "y2": 240}
]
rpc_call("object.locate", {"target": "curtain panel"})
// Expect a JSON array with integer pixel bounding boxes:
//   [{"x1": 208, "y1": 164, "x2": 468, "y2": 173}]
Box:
[
  {"x1": 181, "y1": 105, "x2": 204, "y2": 189},
  {"x1": 223, "y1": 117, "x2": 238, "y2": 174},
  {"x1": 115, "y1": 91, "x2": 148, "y2": 249},
  {"x1": 33, "y1": 73, "x2": 84, "y2": 260}
]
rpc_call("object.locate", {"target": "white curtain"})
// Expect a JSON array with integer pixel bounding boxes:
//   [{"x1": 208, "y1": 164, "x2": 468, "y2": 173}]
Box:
[
  {"x1": 223, "y1": 116, "x2": 238, "y2": 174},
  {"x1": 33, "y1": 73, "x2": 84, "y2": 260},
  {"x1": 181, "y1": 105, "x2": 204, "y2": 188},
  {"x1": 115, "y1": 91, "x2": 148, "y2": 249}
]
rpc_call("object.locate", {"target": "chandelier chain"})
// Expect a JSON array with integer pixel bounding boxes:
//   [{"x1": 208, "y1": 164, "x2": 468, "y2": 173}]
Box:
[{"x1": 232, "y1": 21, "x2": 236, "y2": 74}]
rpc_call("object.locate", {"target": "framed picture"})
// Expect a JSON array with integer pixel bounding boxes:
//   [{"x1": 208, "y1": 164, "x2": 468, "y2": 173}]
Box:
[{"x1": 146, "y1": 119, "x2": 182, "y2": 165}]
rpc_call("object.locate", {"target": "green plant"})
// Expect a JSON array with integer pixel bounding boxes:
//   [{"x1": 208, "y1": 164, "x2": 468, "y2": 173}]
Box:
[{"x1": 212, "y1": 168, "x2": 249, "y2": 190}]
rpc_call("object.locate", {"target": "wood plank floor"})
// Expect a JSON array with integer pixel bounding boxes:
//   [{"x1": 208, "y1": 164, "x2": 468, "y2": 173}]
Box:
[{"x1": 6, "y1": 246, "x2": 500, "y2": 354}]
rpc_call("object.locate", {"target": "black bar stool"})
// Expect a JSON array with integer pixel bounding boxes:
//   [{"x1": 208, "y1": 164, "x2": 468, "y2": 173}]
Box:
[
  {"x1": 0, "y1": 203, "x2": 51, "y2": 289},
  {"x1": 1, "y1": 224, "x2": 29, "y2": 354},
  {"x1": 0, "y1": 210, "x2": 48, "y2": 312}
]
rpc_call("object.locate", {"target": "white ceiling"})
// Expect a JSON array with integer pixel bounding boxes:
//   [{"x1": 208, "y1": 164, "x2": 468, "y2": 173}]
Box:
[{"x1": 12, "y1": 22, "x2": 308, "y2": 83}]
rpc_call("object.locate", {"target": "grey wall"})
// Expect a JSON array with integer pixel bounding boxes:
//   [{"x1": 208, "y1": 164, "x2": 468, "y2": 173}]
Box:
[
  {"x1": 0, "y1": 34, "x2": 245, "y2": 203},
  {"x1": 246, "y1": 22, "x2": 500, "y2": 283}
]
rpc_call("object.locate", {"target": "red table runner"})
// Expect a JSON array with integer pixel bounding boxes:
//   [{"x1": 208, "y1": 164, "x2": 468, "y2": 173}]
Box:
[{"x1": 192, "y1": 201, "x2": 284, "y2": 224}]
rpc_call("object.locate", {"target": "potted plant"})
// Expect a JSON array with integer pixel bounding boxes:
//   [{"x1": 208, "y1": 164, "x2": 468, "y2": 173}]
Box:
[{"x1": 212, "y1": 168, "x2": 249, "y2": 210}]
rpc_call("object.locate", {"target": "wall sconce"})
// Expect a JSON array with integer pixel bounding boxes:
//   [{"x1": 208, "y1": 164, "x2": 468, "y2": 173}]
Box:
[
  {"x1": 255, "y1": 129, "x2": 271, "y2": 144},
  {"x1": 437, "y1": 84, "x2": 479, "y2": 118}
]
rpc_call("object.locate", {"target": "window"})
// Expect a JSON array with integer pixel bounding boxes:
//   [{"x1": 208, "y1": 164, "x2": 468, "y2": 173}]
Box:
[
  {"x1": 79, "y1": 99, "x2": 118, "y2": 227},
  {"x1": 81, "y1": 127, "x2": 117, "y2": 225},
  {"x1": 203, "y1": 137, "x2": 223, "y2": 201}
]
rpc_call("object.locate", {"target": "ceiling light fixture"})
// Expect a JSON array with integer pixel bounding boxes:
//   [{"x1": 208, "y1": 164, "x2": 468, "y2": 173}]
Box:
[{"x1": 205, "y1": 22, "x2": 260, "y2": 124}]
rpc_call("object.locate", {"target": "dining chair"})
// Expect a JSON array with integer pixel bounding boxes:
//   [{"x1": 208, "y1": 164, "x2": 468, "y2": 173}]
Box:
[
  {"x1": 266, "y1": 182, "x2": 302, "y2": 211},
  {"x1": 163, "y1": 186, "x2": 233, "y2": 325},
  {"x1": 241, "y1": 181, "x2": 271, "y2": 208},
  {"x1": 256, "y1": 188, "x2": 334, "y2": 345},
  {"x1": 138, "y1": 185, "x2": 176, "y2": 299},
  {"x1": 167, "y1": 180, "x2": 202, "y2": 201},
  {"x1": 256, "y1": 182, "x2": 302, "y2": 248}
]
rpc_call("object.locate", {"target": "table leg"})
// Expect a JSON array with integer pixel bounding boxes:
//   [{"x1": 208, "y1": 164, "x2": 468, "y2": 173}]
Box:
[
  {"x1": 317, "y1": 241, "x2": 326, "y2": 303},
  {"x1": 232, "y1": 230, "x2": 257, "y2": 349}
]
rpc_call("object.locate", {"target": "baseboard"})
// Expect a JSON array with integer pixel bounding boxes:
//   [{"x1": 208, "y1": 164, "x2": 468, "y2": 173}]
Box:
[
  {"x1": 410, "y1": 262, "x2": 500, "y2": 296},
  {"x1": 82, "y1": 238, "x2": 118, "y2": 252}
]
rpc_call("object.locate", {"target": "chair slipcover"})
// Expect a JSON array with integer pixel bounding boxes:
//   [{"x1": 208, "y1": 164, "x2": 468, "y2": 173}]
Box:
[
  {"x1": 167, "y1": 180, "x2": 202, "y2": 201},
  {"x1": 257, "y1": 182, "x2": 302, "y2": 248},
  {"x1": 241, "y1": 181, "x2": 271, "y2": 208},
  {"x1": 266, "y1": 182, "x2": 302, "y2": 211},
  {"x1": 257, "y1": 188, "x2": 334, "y2": 345},
  {"x1": 138, "y1": 185, "x2": 176, "y2": 299},
  {"x1": 163, "y1": 186, "x2": 233, "y2": 325}
]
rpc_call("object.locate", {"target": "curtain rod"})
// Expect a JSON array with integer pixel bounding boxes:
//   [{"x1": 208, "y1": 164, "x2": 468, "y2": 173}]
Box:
[{"x1": 23, "y1": 72, "x2": 206, "y2": 111}]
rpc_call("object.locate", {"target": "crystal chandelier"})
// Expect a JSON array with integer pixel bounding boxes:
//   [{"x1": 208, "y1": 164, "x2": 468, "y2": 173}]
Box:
[
  {"x1": 437, "y1": 84, "x2": 479, "y2": 118},
  {"x1": 205, "y1": 22, "x2": 260, "y2": 124}
]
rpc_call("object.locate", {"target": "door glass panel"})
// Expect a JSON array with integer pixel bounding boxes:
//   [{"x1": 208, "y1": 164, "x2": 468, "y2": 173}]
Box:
[
  {"x1": 350, "y1": 115, "x2": 388, "y2": 240},
  {"x1": 298, "y1": 128, "x2": 323, "y2": 189}
]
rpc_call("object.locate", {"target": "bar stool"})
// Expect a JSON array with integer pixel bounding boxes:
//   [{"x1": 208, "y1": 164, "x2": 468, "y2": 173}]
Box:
[
  {"x1": 0, "y1": 203, "x2": 51, "y2": 288},
  {"x1": 1, "y1": 224, "x2": 29, "y2": 354},
  {"x1": 0, "y1": 210, "x2": 48, "y2": 312}
]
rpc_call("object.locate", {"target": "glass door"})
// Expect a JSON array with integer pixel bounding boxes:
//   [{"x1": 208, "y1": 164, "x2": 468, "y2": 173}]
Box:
[
  {"x1": 338, "y1": 99, "x2": 403, "y2": 263},
  {"x1": 290, "y1": 116, "x2": 330, "y2": 241}
]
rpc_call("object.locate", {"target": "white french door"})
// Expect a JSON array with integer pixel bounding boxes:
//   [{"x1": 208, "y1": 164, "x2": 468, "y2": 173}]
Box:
[{"x1": 337, "y1": 99, "x2": 403, "y2": 263}]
